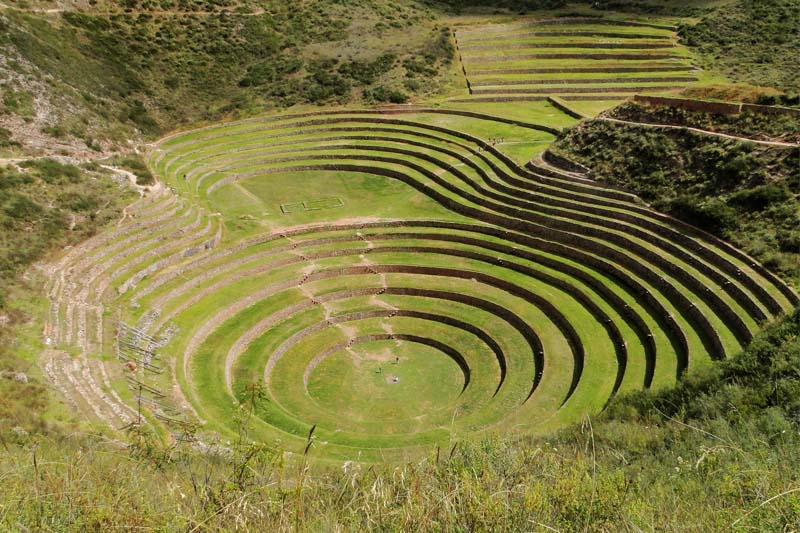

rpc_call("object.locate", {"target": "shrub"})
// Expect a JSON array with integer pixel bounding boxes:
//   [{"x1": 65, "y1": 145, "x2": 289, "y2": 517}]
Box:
[
  {"x1": 338, "y1": 53, "x2": 396, "y2": 85},
  {"x1": 238, "y1": 55, "x2": 302, "y2": 87},
  {"x1": 363, "y1": 86, "x2": 409, "y2": 104},
  {"x1": 118, "y1": 156, "x2": 155, "y2": 185},
  {"x1": 20, "y1": 159, "x2": 82, "y2": 184},
  {"x1": 668, "y1": 196, "x2": 737, "y2": 234},
  {"x1": 57, "y1": 190, "x2": 100, "y2": 212},
  {"x1": 422, "y1": 28, "x2": 454, "y2": 64},
  {"x1": 0, "y1": 127, "x2": 19, "y2": 149},
  {"x1": 403, "y1": 57, "x2": 437, "y2": 77},
  {"x1": 305, "y1": 71, "x2": 351, "y2": 103},
  {"x1": 1, "y1": 89, "x2": 35, "y2": 118},
  {"x1": 123, "y1": 100, "x2": 159, "y2": 134},
  {"x1": 730, "y1": 184, "x2": 791, "y2": 211},
  {"x1": 777, "y1": 230, "x2": 800, "y2": 253},
  {"x1": 2, "y1": 193, "x2": 42, "y2": 220}
]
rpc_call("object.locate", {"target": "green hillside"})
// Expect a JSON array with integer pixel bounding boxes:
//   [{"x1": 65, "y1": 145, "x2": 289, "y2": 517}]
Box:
[
  {"x1": 679, "y1": 0, "x2": 800, "y2": 93},
  {"x1": 0, "y1": 0, "x2": 458, "y2": 155},
  {"x1": 552, "y1": 102, "x2": 800, "y2": 281}
]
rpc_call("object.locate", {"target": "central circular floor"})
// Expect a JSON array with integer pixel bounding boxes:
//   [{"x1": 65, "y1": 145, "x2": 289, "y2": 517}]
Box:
[{"x1": 306, "y1": 339, "x2": 466, "y2": 423}]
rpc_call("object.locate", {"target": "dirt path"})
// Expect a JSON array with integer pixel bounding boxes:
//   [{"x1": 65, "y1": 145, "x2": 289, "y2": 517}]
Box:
[
  {"x1": 0, "y1": 4, "x2": 265, "y2": 16},
  {"x1": 101, "y1": 164, "x2": 163, "y2": 195},
  {"x1": 600, "y1": 117, "x2": 800, "y2": 148},
  {"x1": 0, "y1": 157, "x2": 26, "y2": 167},
  {"x1": 233, "y1": 182, "x2": 269, "y2": 212}
]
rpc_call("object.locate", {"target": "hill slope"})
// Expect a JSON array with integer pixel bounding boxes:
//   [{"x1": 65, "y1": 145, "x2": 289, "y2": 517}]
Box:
[
  {"x1": 552, "y1": 101, "x2": 800, "y2": 282},
  {"x1": 679, "y1": 0, "x2": 800, "y2": 93},
  {"x1": 0, "y1": 0, "x2": 456, "y2": 156}
]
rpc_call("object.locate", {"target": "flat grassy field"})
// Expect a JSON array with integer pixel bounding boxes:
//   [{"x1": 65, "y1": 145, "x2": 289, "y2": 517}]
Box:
[{"x1": 307, "y1": 340, "x2": 466, "y2": 424}]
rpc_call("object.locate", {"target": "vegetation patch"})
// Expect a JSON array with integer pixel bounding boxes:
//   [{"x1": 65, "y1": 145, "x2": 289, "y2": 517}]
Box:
[
  {"x1": 0, "y1": 1, "x2": 455, "y2": 151},
  {"x1": 0, "y1": 127, "x2": 20, "y2": 150},
  {"x1": 679, "y1": 0, "x2": 800, "y2": 93},
  {"x1": 1, "y1": 308, "x2": 799, "y2": 529},
  {"x1": 0, "y1": 1, "x2": 799, "y2": 529},
  {"x1": 0, "y1": 160, "x2": 130, "y2": 308},
  {"x1": 553, "y1": 115, "x2": 800, "y2": 281},
  {"x1": 106, "y1": 154, "x2": 155, "y2": 185},
  {"x1": 0, "y1": 159, "x2": 130, "y2": 439}
]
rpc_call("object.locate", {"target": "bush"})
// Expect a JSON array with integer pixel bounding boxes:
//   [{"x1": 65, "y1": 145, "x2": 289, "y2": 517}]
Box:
[
  {"x1": 668, "y1": 195, "x2": 737, "y2": 234},
  {"x1": 116, "y1": 156, "x2": 155, "y2": 185},
  {"x1": 1, "y1": 89, "x2": 35, "y2": 118},
  {"x1": 305, "y1": 71, "x2": 351, "y2": 103},
  {"x1": 57, "y1": 190, "x2": 100, "y2": 212},
  {"x1": 422, "y1": 28, "x2": 454, "y2": 64},
  {"x1": 730, "y1": 184, "x2": 791, "y2": 211},
  {"x1": 2, "y1": 193, "x2": 42, "y2": 220},
  {"x1": 777, "y1": 230, "x2": 800, "y2": 253},
  {"x1": 123, "y1": 100, "x2": 159, "y2": 134},
  {"x1": 363, "y1": 86, "x2": 409, "y2": 104},
  {"x1": 338, "y1": 53, "x2": 396, "y2": 85},
  {"x1": 403, "y1": 57, "x2": 437, "y2": 77},
  {"x1": 238, "y1": 55, "x2": 302, "y2": 87},
  {"x1": 20, "y1": 159, "x2": 82, "y2": 184},
  {"x1": 0, "y1": 127, "x2": 19, "y2": 149}
]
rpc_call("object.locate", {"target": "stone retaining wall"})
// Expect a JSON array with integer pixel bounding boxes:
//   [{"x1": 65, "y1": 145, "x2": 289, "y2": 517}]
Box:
[
  {"x1": 466, "y1": 53, "x2": 681, "y2": 62},
  {"x1": 473, "y1": 86, "x2": 684, "y2": 95},
  {"x1": 470, "y1": 66, "x2": 694, "y2": 75}
]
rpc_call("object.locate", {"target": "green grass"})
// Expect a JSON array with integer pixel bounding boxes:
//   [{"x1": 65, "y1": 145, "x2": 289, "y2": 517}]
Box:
[
  {"x1": 1, "y1": 1, "x2": 798, "y2": 527},
  {"x1": 1, "y1": 308, "x2": 799, "y2": 530},
  {"x1": 471, "y1": 70, "x2": 698, "y2": 82},
  {"x1": 175, "y1": 248, "x2": 594, "y2": 456},
  {"x1": 308, "y1": 339, "x2": 466, "y2": 423},
  {"x1": 443, "y1": 100, "x2": 579, "y2": 127},
  {"x1": 451, "y1": 14, "x2": 708, "y2": 104},
  {"x1": 464, "y1": 58, "x2": 694, "y2": 71},
  {"x1": 235, "y1": 170, "x2": 461, "y2": 229}
]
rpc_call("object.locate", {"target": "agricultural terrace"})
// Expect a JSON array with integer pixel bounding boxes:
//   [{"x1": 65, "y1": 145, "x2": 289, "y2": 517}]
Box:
[
  {"x1": 41, "y1": 102, "x2": 797, "y2": 462},
  {"x1": 452, "y1": 16, "x2": 718, "y2": 115}
]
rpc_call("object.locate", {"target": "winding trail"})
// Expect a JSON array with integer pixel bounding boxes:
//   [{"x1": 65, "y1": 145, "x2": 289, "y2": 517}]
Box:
[{"x1": 599, "y1": 117, "x2": 800, "y2": 148}]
